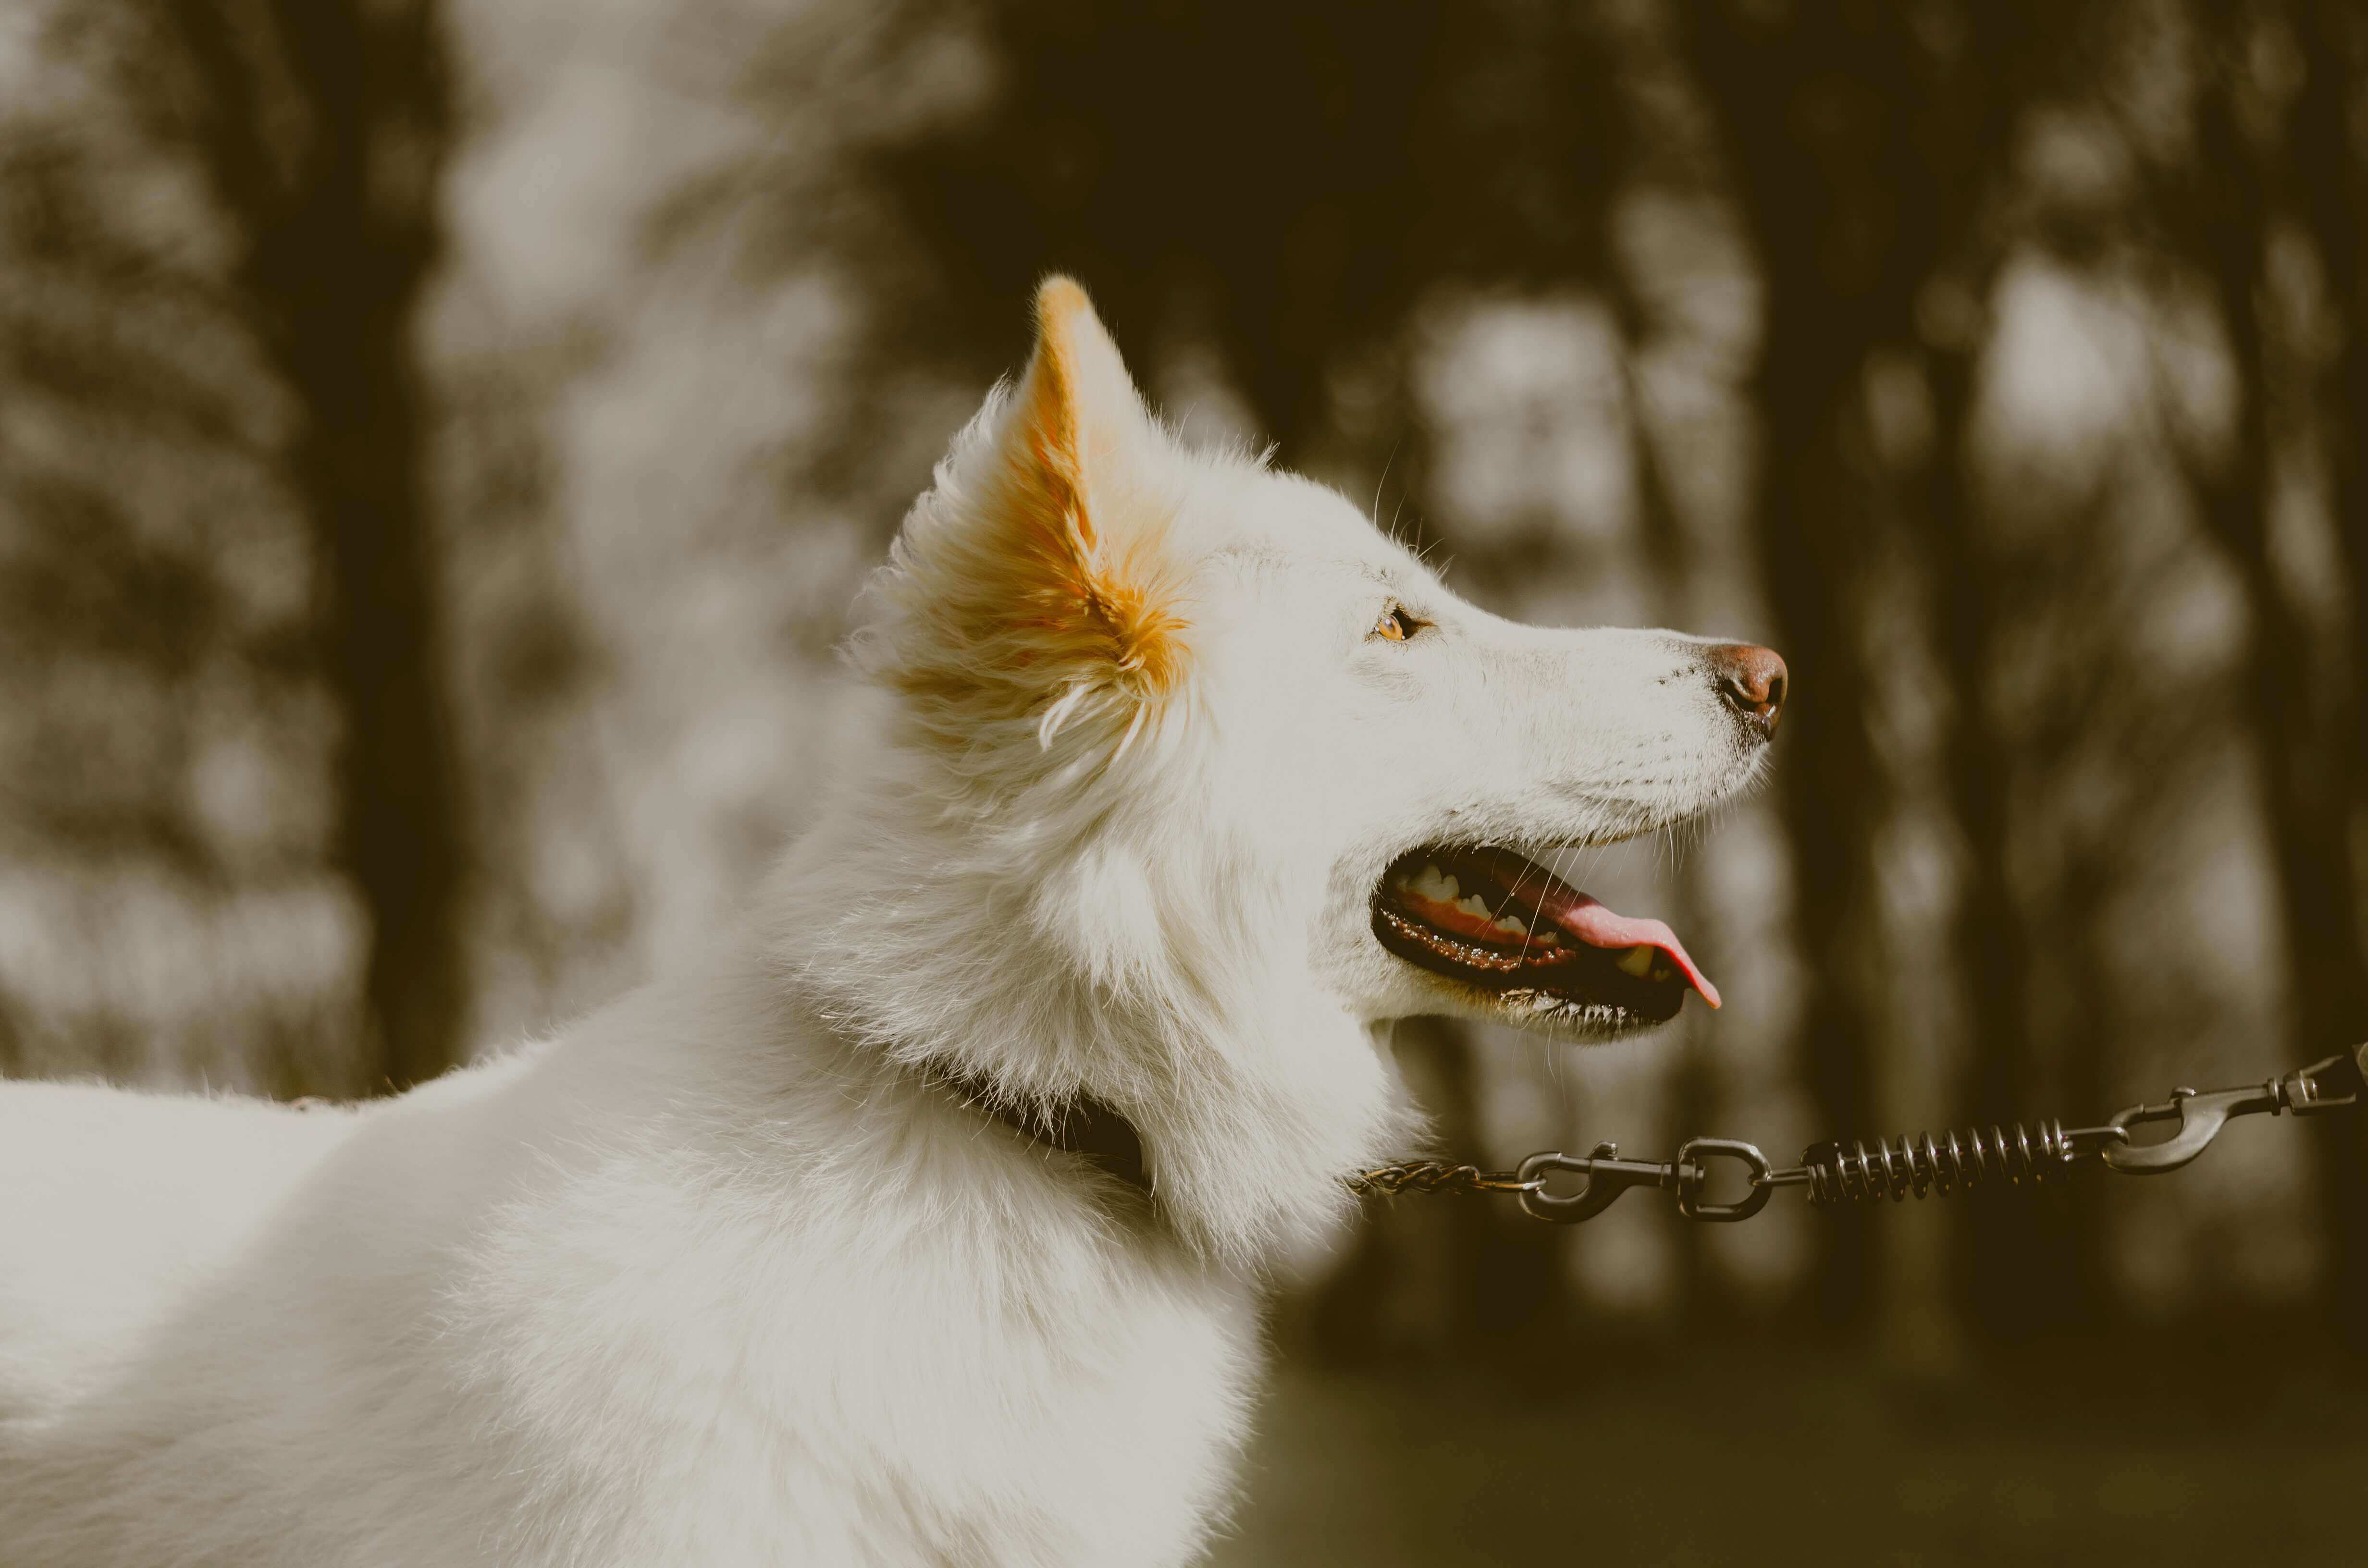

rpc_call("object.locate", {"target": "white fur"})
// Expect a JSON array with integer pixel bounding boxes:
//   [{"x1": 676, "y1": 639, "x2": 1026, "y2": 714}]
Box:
[{"x1": 0, "y1": 286, "x2": 1767, "y2": 1566}]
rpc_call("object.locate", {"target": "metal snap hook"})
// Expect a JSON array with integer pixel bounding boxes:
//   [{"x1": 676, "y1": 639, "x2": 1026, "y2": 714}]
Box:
[
  {"x1": 2103, "y1": 1083, "x2": 2279, "y2": 1174},
  {"x1": 1518, "y1": 1142, "x2": 1691, "y2": 1224}
]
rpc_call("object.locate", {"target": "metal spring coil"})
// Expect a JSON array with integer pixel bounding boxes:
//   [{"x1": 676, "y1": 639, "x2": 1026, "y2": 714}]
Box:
[{"x1": 1802, "y1": 1120, "x2": 2075, "y2": 1205}]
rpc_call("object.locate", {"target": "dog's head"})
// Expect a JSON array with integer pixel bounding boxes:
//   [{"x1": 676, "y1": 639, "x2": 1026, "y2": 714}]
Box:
[
  {"x1": 816, "y1": 279, "x2": 1780, "y2": 1256},
  {"x1": 856, "y1": 278, "x2": 1779, "y2": 1045}
]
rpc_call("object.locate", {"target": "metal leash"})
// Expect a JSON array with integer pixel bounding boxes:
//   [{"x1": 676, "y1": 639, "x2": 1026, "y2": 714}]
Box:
[{"x1": 1346, "y1": 1041, "x2": 2368, "y2": 1225}]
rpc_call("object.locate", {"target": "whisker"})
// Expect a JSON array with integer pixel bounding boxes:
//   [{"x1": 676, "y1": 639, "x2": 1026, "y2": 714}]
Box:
[
  {"x1": 1517, "y1": 848, "x2": 1554, "y2": 951},
  {"x1": 1576, "y1": 837, "x2": 1611, "y2": 892},
  {"x1": 1370, "y1": 441, "x2": 1401, "y2": 532}
]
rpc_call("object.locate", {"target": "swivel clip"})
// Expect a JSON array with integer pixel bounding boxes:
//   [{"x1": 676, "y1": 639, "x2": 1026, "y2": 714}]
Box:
[
  {"x1": 1517, "y1": 1138, "x2": 1774, "y2": 1225},
  {"x1": 2102, "y1": 1044, "x2": 2365, "y2": 1176}
]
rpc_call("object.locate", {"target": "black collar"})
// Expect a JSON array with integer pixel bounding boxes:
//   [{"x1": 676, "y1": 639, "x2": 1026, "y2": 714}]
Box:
[{"x1": 929, "y1": 1066, "x2": 1152, "y2": 1197}]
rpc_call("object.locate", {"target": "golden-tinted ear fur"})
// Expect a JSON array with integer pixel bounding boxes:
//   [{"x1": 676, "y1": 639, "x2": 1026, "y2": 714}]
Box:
[{"x1": 875, "y1": 278, "x2": 1188, "y2": 761}]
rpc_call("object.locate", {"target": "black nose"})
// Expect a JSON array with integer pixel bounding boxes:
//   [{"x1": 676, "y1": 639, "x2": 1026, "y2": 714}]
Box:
[{"x1": 1705, "y1": 643, "x2": 1788, "y2": 737}]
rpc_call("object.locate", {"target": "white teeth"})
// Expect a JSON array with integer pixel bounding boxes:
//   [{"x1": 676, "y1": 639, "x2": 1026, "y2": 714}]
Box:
[
  {"x1": 1615, "y1": 944, "x2": 1656, "y2": 979},
  {"x1": 1399, "y1": 861, "x2": 1539, "y2": 943},
  {"x1": 1406, "y1": 864, "x2": 1461, "y2": 905}
]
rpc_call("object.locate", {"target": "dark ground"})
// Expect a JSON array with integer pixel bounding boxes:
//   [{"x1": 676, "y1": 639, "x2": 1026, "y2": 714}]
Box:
[{"x1": 1215, "y1": 1339, "x2": 2368, "y2": 1567}]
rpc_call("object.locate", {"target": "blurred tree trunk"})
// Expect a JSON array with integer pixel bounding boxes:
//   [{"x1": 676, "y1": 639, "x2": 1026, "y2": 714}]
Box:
[
  {"x1": 1924, "y1": 299, "x2": 2106, "y2": 1344},
  {"x1": 2176, "y1": 6, "x2": 2368, "y2": 1349},
  {"x1": 161, "y1": 0, "x2": 465, "y2": 1090},
  {"x1": 2271, "y1": 0, "x2": 2368, "y2": 1346},
  {"x1": 1681, "y1": 0, "x2": 2025, "y2": 1334}
]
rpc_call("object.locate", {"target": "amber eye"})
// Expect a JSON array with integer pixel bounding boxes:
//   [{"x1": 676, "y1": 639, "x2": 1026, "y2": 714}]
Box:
[{"x1": 1373, "y1": 604, "x2": 1425, "y2": 642}]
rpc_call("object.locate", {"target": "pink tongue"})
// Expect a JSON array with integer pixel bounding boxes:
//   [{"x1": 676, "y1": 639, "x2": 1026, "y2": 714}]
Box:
[
  {"x1": 1468, "y1": 854, "x2": 1721, "y2": 1009},
  {"x1": 1538, "y1": 893, "x2": 1720, "y2": 1009}
]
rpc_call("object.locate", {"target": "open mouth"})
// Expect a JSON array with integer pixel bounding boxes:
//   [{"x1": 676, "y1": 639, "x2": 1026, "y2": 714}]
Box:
[{"x1": 1372, "y1": 845, "x2": 1718, "y2": 1027}]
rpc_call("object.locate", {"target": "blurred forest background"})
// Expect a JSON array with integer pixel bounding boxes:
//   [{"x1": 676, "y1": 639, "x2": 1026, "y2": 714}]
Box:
[{"x1": 4, "y1": 0, "x2": 2367, "y2": 1561}]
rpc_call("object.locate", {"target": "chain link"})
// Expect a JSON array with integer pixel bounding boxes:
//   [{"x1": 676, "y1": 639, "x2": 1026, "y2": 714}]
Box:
[{"x1": 1345, "y1": 1160, "x2": 1541, "y2": 1198}]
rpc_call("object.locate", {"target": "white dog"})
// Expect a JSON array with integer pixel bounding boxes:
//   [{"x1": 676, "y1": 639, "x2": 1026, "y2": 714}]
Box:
[{"x1": 0, "y1": 279, "x2": 1783, "y2": 1566}]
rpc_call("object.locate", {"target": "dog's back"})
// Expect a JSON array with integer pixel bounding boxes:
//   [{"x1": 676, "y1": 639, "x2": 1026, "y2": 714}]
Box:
[{"x1": 0, "y1": 1081, "x2": 362, "y2": 1426}]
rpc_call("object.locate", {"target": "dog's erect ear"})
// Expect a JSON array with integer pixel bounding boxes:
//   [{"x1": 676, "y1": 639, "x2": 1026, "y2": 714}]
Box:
[{"x1": 874, "y1": 277, "x2": 1187, "y2": 759}]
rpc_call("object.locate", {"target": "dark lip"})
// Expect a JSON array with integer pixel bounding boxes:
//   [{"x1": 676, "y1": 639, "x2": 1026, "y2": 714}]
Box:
[{"x1": 1369, "y1": 848, "x2": 1690, "y2": 1024}]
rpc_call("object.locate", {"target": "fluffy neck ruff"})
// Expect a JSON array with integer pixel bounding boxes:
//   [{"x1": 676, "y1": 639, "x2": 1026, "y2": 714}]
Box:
[
  {"x1": 923, "y1": 1057, "x2": 1152, "y2": 1196},
  {"x1": 766, "y1": 705, "x2": 1417, "y2": 1271}
]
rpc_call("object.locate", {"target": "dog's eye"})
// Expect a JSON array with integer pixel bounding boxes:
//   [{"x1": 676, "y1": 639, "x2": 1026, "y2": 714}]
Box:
[{"x1": 1372, "y1": 604, "x2": 1427, "y2": 642}]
